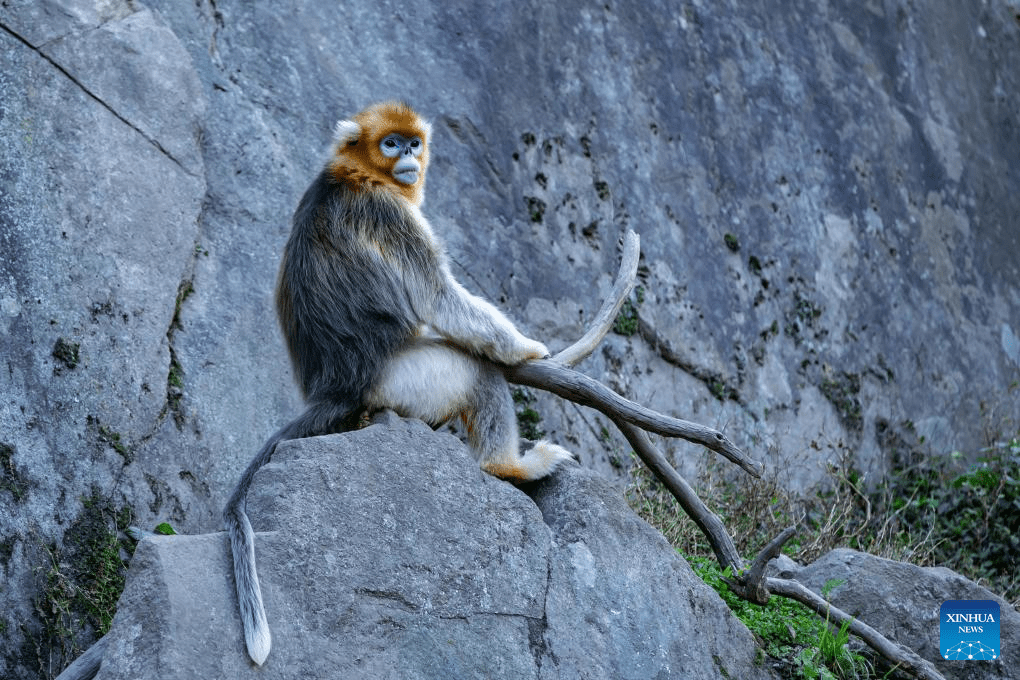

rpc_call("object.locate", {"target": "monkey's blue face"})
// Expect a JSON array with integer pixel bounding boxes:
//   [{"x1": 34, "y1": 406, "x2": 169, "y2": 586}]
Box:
[{"x1": 380, "y1": 133, "x2": 424, "y2": 185}]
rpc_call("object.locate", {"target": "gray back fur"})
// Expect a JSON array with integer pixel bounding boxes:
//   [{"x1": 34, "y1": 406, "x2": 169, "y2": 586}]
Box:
[{"x1": 277, "y1": 170, "x2": 444, "y2": 409}]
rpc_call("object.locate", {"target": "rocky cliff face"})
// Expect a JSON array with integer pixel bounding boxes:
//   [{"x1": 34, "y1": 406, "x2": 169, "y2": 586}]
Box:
[{"x1": 1, "y1": 1, "x2": 1018, "y2": 677}]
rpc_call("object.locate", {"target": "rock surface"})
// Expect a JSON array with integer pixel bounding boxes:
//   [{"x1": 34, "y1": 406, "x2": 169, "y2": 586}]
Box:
[
  {"x1": 91, "y1": 417, "x2": 775, "y2": 680},
  {"x1": 2, "y1": 0, "x2": 1019, "y2": 676},
  {"x1": 789, "y1": 549, "x2": 1020, "y2": 680}
]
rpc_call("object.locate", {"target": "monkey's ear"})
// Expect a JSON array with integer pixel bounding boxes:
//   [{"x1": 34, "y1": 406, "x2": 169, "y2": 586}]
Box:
[{"x1": 333, "y1": 119, "x2": 361, "y2": 146}]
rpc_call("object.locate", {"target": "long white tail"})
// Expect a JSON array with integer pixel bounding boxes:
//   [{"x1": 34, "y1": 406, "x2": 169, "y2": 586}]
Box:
[
  {"x1": 225, "y1": 500, "x2": 272, "y2": 665},
  {"x1": 224, "y1": 423, "x2": 285, "y2": 666},
  {"x1": 224, "y1": 402, "x2": 355, "y2": 665}
]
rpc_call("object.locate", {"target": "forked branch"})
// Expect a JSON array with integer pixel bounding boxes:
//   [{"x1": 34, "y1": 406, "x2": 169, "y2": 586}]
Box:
[
  {"x1": 506, "y1": 229, "x2": 947, "y2": 680},
  {"x1": 507, "y1": 231, "x2": 761, "y2": 478}
]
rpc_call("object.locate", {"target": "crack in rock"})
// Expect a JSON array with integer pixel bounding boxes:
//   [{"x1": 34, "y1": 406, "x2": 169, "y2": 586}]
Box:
[{"x1": 0, "y1": 20, "x2": 193, "y2": 174}]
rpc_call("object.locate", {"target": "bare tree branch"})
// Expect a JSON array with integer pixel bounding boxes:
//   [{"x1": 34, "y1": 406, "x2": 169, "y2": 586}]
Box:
[
  {"x1": 509, "y1": 359, "x2": 762, "y2": 477},
  {"x1": 724, "y1": 526, "x2": 798, "y2": 605},
  {"x1": 54, "y1": 634, "x2": 106, "y2": 680},
  {"x1": 504, "y1": 230, "x2": 945, "y2": 680},
  {"x1": 554, "y1": 230, "x2": 641, "y2": 368},
  {"x1": 614, "y1": 417, "x2": 744, "y2": 572}
]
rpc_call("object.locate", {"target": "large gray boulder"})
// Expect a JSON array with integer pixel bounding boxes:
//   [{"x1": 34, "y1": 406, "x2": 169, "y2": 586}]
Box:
[
  {"x1": 789, "y1": 549, "x2": 1020, "y2": 680},
  {"x1": 92, "y1": 416, "x2": 775, "y2": 680},
  {"x1": 2, "y1": 0, "x2": 1019, "y2": 676}
]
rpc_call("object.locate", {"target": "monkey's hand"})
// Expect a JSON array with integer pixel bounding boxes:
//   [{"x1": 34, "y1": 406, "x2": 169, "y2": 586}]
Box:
[
  {"x1": 496, "y1": 333, "x2": 549, "y2": 365},
  {"x1": 455, "y1": 327, "x2": 547, "y2": 366}
]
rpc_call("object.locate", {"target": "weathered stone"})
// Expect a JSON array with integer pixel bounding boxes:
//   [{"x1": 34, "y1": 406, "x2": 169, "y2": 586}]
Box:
[
  {"x1": 1, "y1": 6, "x2": 206, "y2": 675},
  {"x1": 793, "y1": 549, "x2": 1020, "y2": 680},
  {"x1": 526, "y1": 464, "x2": 768, "y2": 679},
  {"x1": 92, "y1": 418, "x2": 775, "y2": 680}
]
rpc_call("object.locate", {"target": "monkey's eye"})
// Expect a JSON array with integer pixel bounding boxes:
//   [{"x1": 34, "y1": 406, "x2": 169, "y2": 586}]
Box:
[{"x1": 380, "y1": 134, "x2": 407, "y2": 157}]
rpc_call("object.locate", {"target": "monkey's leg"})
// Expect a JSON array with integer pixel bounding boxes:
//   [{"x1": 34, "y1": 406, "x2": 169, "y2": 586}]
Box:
[
  {"x1": 224, "y1": 399, "x2": 356, "y2": 666},
  {"x1": 367, "y1": 340, "x2": 573, "y2": 482},
  {"x1": 465, "y1": 362, "x2": 575, "y2": 483}
]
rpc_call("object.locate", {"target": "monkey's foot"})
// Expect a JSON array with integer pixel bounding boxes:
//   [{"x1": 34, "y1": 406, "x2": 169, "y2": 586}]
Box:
[{"x1": 482, "y1": 440, "x2": 576, "y2": 483}]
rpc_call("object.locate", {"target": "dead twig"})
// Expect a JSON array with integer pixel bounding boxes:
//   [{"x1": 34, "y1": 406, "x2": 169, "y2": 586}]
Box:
[{"x1": 614, "y1": 418, "x2": 744, "y2": 573}]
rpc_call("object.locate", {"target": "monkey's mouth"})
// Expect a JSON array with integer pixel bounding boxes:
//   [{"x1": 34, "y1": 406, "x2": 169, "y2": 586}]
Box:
[{"x1": 394, "y1": 170, "x2": 419, "y2": 185}]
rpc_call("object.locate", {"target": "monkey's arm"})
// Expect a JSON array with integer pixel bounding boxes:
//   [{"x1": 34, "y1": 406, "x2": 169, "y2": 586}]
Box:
[{"x1": 429, "y1": 273, "x2": 548, "y2": 366}]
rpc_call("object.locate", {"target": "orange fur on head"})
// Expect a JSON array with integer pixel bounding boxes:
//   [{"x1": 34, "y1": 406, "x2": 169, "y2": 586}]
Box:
[{"x1": 329, "y1": 101, "x2": 432, "y2": 205}]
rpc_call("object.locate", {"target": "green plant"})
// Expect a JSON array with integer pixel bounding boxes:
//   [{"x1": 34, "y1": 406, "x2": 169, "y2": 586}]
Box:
[
  {"x1": 168, "y1": 360, "x2": 184, "y2": 389},
  {"x1": 626, "y1": 449, "x2": 802, "y2": 559},
  {"x1": 690, "y1": 556, "x2": 817, "y2": 659},
  {"x1": 511, "y1": 387, "x2": 546, "y2": 440},
  {"x1": 1, "y1": 441, "x2": 28, "y2": 501},
  {"x1": 626, "y1": 416, "x2": 1020, "y2": 676},
  {"x1": 689, "y1": 558, "x2": 875, "y2": 678},
  {"x1": 613, "y1": 286, "x2": 644, "y2": 336},
  {"x1": 524, "y1": 196, "x2": 546, "y2": 223},
  {"x1": 818, "y1": 373, "x2": 863, "y2": 433},
  {"x1": 97, "y1": 424, "x2": 132, "y2": 463},
  {"x1": 52, "y1": 337, "x2": 81, "y2": 372},
  {"x1": 749, "y1": 255, "x2": 763, "y2": 276},
  {"x1": 829, "y1": 433, "x2": 1020, "y2": 603},
  {"x1": 922, "y1": 437, "x2": 1019, "y2": 598},
  {"x1": 795, "y1": 580, "x2": 873, "y2": 679},
  {"x1": 34, "y1": 494, "x2": 134, "y2": 675},
  {"x1": 165, "y1": 279, "x2": 194, "y2": 429},
  {"x1": 172, "y1": 280, "x2": 194, "y2": 330}
]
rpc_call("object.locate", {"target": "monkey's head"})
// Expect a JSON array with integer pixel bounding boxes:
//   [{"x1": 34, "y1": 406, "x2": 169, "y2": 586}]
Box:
[{"x1": 329, "y1": 101, "x2": 432, "y2": 206}]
